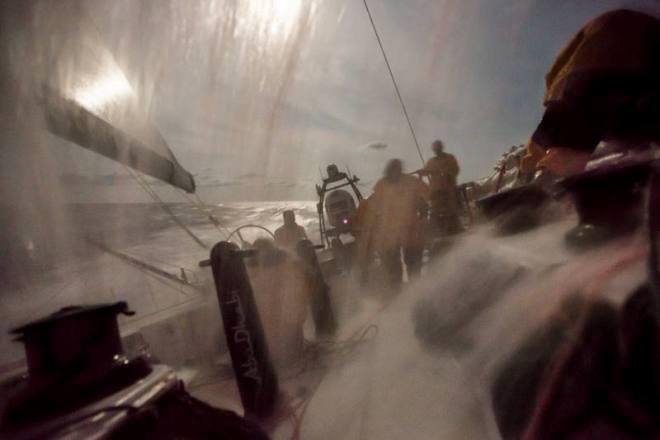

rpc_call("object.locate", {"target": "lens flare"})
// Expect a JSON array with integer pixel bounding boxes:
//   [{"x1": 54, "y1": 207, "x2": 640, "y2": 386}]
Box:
[
  {"x1": 73, "y1": 70, "x2": 132, "y2": 112},
  {"x1": 250, "y1": 0, "x2": 303, "y2": 38}
]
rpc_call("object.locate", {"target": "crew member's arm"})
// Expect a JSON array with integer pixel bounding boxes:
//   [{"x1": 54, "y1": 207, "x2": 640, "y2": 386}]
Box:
[
  {"x1": 416, "y1": 179, "x2": 431, "y2": 220},
  {"x1": 414, "y1": 158, "x2": 435, "y2": 177},
  {"x1": 417, "y1": 178, "x2": 431, "y2": 203},
  {"x1": 274, "y1": 227, "x2": 285, "y2": 246}
]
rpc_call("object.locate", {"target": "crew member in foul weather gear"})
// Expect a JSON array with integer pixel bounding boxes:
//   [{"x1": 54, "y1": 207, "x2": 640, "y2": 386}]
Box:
[
  {"x1": 418, "y1": 140, "x2": 462, "y2": 235},
  {"x1": 248, "y1": 238, "x2": 307, "y2": 366},
  {"x1": 274, "y1": 210, "x2": 308, "y2": 252},
  {"x1": 529, "y1": 9, "x2": 660, "y2": 177},
  {"x1": 370, "y1": 159, "x2": 429, "y2": 289},
  {"x1": 353, "y1": 195, "x2": 378, "y2": 285}
]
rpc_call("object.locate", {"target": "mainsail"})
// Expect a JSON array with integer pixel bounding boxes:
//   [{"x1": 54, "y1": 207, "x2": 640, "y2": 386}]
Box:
[{"x1": 1, "y1": 0, "x2": 195, "y2": 193}]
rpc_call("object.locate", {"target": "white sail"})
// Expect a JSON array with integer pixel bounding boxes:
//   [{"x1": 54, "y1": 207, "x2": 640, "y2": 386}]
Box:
[{"x1": 1, "y1": 0, "x2": 195, "y2": 193}]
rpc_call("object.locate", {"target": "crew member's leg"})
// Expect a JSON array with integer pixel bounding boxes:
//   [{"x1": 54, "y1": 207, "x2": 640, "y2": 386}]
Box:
[
  {"x1": 356, "y1": 237, "x2": 373, "y2": 286},
  {"x1": 381, "y1": 247, "x2": 403, "y2": 289},
  {"x1": 434, "y1": 189, "x2": 463, "y2": 235},
  {"x1": 431, "y1": 190, "x2": 448, "y2": 234},
  {"x1": 403, "y1": 244, "x2": 423, "y2": 279},
  {"x1": 446, "y1": 189, "x2": 464, "y2": 235}
]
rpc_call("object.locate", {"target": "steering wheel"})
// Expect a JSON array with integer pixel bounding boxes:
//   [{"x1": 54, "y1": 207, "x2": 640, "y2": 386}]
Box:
[{"x1": 226, "y1": 224, "x2": 276, "y2": 249}]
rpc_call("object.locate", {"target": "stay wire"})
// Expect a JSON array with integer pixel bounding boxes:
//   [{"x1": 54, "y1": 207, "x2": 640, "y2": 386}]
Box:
[
  {"x1": 123, "y1": 166, "x2": 209, "y2": 250},
  {"x1": 363, "y1": 0, "x2": 425, "y2": 167},
  {"x1": 120, "y1": 248, "x2": 198, "y2": 273},
  {"x1": 182, "y1": 190, "x2": 232, "y2": 241},
  {"x1": 132, "y1": 170, "x2": 209, "y2": 249}
]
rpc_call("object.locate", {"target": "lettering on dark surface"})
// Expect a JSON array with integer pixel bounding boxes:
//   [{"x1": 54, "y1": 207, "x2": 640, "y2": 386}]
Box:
[{"x1": 224, "y1": 290, "x2": 262, "y2": 386}]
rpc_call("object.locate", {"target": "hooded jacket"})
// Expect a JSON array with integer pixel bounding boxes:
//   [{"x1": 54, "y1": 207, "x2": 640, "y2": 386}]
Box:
[{"x1": 533, "y1": 9, "x2": 660, "y2": 152}]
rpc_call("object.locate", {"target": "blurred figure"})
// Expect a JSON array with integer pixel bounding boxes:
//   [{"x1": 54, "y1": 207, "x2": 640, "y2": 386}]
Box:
[
  {"x1": 418, "y1": 140, "x2": 462, "y2": 235},
  {"x1": 353, "y1": 194, "x2": 377, "y2": 285},
  {"x1": 296, "y1": 239, "x2": 337, "y2": 338},
  {"x1": 247, "y1": 238, "x2": 308, "y2": 366},
  {"x1": 370, "y1": 159, "x2": 429, "y2": 290},
  {"x1": 274, "y1": 210, "x2": 308, "y2": 252},
  {"x1": 530, "y1": 9, "x2": 660, "y2": 176},
  {"x1": 519, "y1": 140, "x2": 545, "y2": 183}
]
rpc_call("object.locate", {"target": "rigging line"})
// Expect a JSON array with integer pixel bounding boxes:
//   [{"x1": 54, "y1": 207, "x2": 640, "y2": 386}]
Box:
[
  {"x1": 180, "y1": 190, "x2": 200, "y2": 207},
  {"x1": 89, "y1": 237, "x2": 200, "y2": 290},
  {"x1": 362, "y1": 0, "x2": 425, "y2": 167},
  {"x1": 122, "y1": 249, "x2": 198, "y2": 273},
  {"x1": 123, "y1": 165, "x2": 209, "y2": 250},
  {"x1": 181, "y1": 190, "x2": 232, "y2": 240},
  {"x1": 137, "y1": 173, "x2": 210, "y2": 250},
  {"x1": 178, "y1": 188, "x2": 232, "y2": 240}
]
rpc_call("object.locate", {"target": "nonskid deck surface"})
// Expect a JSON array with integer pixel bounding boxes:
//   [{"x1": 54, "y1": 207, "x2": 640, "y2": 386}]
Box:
[{"x1": 188, "y1": 287, "x2": 390, "y2": 440}]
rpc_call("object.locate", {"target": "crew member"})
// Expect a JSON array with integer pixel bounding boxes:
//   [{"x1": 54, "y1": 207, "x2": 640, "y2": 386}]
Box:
[
  {"x1": 274, "y1": 210, "x2": 308, "y2": 251},
  {"x1": 248, "y1": 238, "x2": 307, "y2": 366},
  {"x1": 419, "y1": 140, "x2": 462, "y2": 235},
  {"x1": 353, "y1": 195, "x2": 376, "y2": 285},
  {"x1": 529, "y1": 9, "x2": 660, "y2": 176},
  {"x1": 370, "y1": 159, "x2": 429, "y2": 290}
]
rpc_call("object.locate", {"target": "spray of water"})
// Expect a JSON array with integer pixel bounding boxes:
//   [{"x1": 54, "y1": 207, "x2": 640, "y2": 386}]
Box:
[{"x1": 2, "y1": 1, "x2": 660, "y2": 438}]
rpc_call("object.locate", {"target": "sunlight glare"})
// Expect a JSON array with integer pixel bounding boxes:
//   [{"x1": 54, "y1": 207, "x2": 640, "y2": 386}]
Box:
[
  {"x1": 249, "y1": 0, "x2": 303, "y2": 39},
  {"x1": 73, "y1": 70, "x2": 132, "y2": 112}
]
